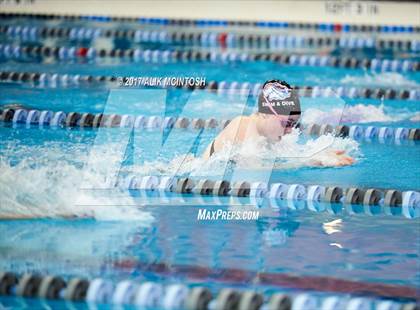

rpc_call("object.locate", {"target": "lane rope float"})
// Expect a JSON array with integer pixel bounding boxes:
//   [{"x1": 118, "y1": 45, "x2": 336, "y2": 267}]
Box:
[
  {"x1": 1, "y1": 43, "x2": 419, "y2": 72},
  {"x1": 2, "y1": 25, "x2": 419, "y2": 52},
  {"x1": 1, "y1": 12, "x2": 419, "y2": 34},
  {"x1": 120, "y1": 175, "x2": 420, "y2": 217},
  {"x1": 1, "y1": 108, "x2": 419, "y2": 145},
  {"x1": 1, "y1": 70, "x2": 419, "y2": 101},
  {"x1": 0, "y1": 271, "x2": 417, "y2": 309}
]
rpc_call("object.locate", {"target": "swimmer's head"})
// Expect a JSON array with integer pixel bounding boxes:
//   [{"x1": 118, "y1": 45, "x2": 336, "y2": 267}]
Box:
[{"x1": 256, "y1": 80, "x2": 301, "y2": 139}]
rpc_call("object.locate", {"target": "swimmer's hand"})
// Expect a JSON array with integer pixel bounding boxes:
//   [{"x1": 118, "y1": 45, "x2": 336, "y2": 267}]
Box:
[
  {"x1": 331, "y1": 150, "x2": 355, "y2": 166},
  {"x1": 312, "y1": 150, "x2": 355, "y2": 167}
]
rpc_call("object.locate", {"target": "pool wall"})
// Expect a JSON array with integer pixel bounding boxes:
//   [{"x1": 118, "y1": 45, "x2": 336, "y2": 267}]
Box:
[{"x1": 1, "y1": 0, "x2": 420, "y2": 26}]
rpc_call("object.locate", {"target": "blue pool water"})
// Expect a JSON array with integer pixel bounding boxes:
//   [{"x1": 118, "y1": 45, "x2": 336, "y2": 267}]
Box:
[{"x1": 0, "y1": 15, "x2": 419, "y2": 309}]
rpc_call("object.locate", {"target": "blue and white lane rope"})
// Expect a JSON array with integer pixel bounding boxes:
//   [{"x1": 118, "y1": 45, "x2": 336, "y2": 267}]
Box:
[
  {"x1": 1, "y1": 71, "x2": 419, "y2": 101},
  {"x1": 2, "y1": 25, "x2": 420, "y2": 52},
  {"x1": 121, "y1": 178, "x2": 419, "y2": 219},
  {"x1": 1, "y1": 108, "x2": 419, "y2": 144},
  {"x1": 1, "y1": 12, "x2": 419, "y2": 34},
  {"x1": 1, "y1": 43, "x2": 419, "y2": 72},
  {"x1": 0, "y1": 271, "x2": 416, "y2": 310},
  {"x1": 126, "y1": 188, "x2": 418, "y2": 220},
  {"x1": 120, "y1": 175, "x2": 420, "y2": 213}
]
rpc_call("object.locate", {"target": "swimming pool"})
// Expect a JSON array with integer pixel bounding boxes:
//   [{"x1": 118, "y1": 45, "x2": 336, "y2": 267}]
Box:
[{"x1": 0, "y1": 12, "x2": 419, "y2": 310}]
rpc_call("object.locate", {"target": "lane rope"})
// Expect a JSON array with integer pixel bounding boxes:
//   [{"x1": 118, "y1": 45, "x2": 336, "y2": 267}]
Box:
[
  {"x1": 118, "y1": 175, "x2": 420, "y2": 216},
  {"x1": 1, "y1": 70, "x2": 419, "y2": 101},
  {"x1": 0, "y1": 271, "x2": 416, "y2": 308},
  {"x1": 1, "y1": 43, "x2": 419, "y2": 72},
  {"x1": 2, "y1": 25, "x2": 419, "y2": 52},
  {"x1": 1, "y1": 107, "x2": 419, "y2": 144},
  {"x1": 1, "y1": 12, "x2": 419, "y2": 34}
]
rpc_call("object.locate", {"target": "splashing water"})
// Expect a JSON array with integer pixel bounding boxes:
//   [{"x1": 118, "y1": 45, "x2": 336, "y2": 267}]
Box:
[
  {"x1": 410, "y1": 112, "x2": 420, "y2": 122},
  {"x1": 0, "y1": 142, "x2": 154, "y2": 222},
  {"x1": 302, "y1": 103, "x2": 412, "y2": 124},
  {"x1": 1, "y1": 130, "x2": 360, "y2": 218},
  {"x1": 340, "y1": 72, "x2": 419, "y2": 88}
]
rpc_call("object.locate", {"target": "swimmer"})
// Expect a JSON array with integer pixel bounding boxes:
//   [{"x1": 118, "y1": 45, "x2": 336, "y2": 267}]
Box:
[{"x1": 202, "y1": 80, "x2": 354, "y2": 167}]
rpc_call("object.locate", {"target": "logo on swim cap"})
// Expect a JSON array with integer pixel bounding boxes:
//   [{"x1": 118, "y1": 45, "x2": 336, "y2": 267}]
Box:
[
  {"x1": 258, "y1": 80, "x2": 301, "y2": 116},
  {"x1": 263, "y1": 82, "x2": 291, "y2": 102}
]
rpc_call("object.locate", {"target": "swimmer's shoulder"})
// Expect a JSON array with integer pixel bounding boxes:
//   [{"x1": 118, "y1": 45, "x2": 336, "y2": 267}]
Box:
[
  {"x1": 219, "y1": 115, "x2": 254, "y2": 142},
  {"x1": 223, "y1": 115, "x2": 251, "y2": 132}
]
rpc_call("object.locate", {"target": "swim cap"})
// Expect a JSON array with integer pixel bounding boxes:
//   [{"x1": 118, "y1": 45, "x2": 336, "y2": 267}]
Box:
[{"x1": 258, "y1": 80, "x2": 301, "y2": 116}]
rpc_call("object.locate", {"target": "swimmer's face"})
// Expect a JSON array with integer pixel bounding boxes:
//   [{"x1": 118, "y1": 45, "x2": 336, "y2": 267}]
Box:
[{"x1": 262, "y1": 114, "x2": 300, "y2": 139}]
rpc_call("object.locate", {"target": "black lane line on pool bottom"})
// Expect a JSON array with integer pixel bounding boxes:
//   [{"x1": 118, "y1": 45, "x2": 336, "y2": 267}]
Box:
[{"x1": 114, "y1": 259, "x2": 419, "y2": 300}]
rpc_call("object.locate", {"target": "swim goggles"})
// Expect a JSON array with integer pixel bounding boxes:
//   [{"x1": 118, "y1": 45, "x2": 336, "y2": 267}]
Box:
[{"x1": 265, "y1": 101, "x2": 301, "y2": 129}]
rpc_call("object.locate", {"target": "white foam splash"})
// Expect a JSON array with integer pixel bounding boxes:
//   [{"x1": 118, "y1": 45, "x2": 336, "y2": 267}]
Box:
[
  {"x1": 205, "y1": 132, "x2": 360, "y2": 170},
  {"x1": 340, "y1": 72, "x2": 418, "y2": 88},
  {"x1": 410, "y1": 112, "x2": 420, "y2": 122},
  {"x1": 0, "y1": 142, "x2": 154, "y2": 222},
  {"x1": 133, "y1": 131, "x2": 360, "y2": 176},
  {"x1": 302, "y1": 103, "x2": 409, "y2": 124}
]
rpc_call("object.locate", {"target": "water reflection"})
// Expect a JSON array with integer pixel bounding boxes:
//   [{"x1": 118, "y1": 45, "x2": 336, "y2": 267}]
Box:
[{"x1": 0, "y1": 198, "x2": 418, "y2": 288}]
